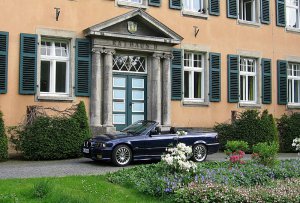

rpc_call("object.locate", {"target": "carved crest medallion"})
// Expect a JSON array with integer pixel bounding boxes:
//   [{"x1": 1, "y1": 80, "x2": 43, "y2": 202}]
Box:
[{"x1": 127, "y1": 21, "x2": 138, "y2": 34}]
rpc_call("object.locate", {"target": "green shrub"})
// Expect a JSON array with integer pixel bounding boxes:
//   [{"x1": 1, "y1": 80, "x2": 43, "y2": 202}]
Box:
[
  {"x1": 0, "y1": 111, "x2": 8, "y2": 161},
  {"x1": 214, "y1": 110, "x2": 278, "y2": 151},
  {"x1": 225, "y1": 141, "x2": 249, "y2": 154},
  {"x1": 32, "y1": 180, "x2": 51, "y2": 199},
  {"x1": 252, "y1": 142, "x2": 279, "y2": 167},
  {"x1": 277, "y1": 113, "x2": 300, "y2": 152},
  {"x1": 11, "y1": 102, "x2": 91, "y2": 160}
]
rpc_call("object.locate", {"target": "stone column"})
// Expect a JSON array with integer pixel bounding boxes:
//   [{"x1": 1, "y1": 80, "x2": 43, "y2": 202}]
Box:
[
  {"x1": 102, "y1": 49, "x2": 116, "y2": 132},
  {"x1": 151, "y1": 53, "x2": 162, "y2": 124},
  {"x1": 162, "y1": 53, "x2": 172, "y2": 127},
  {"x1": 90, "y1": 48, "x2": 102, "y2": 131}
]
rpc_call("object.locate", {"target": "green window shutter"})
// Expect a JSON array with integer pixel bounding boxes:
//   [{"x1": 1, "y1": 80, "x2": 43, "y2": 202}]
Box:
[
  {"x1": 209, "y1": 0, "x2": 220, "y2": 16},
  {"x1": 19, "y1": 33, "x2": 37, "y2": 95},
  {"x1": 227, "y1": 54, "x2": 239, "y2": 103},
  {"x1": 171, "y1": 49, "x2": 182, "y2": 100},
  {"x1": 0, "y1": 32, "x2": 9, "y2": 94},
  {"x1": 261, "y1": 58, "x2": 272, "y2": 104},
  {"x1": 261, "y1": 0, "x2": 270, "y2": 24},
  {"x1": 169, "y1": 0, "x2": 181, "y2": 10},
  {"x1": 277, "y1": 60, "x2": 287, "y2": 105},
  {"x1": 276, "y1": 0, "x2": 286, "y2": 27},
  {"x1": 149, "y1": 0, "x2": 161, "y2": 7},
  {"x1": 209, "y1": 53, "x2": 221, "y2": 102},
  {"x1": 227, "y1": 0, "x2": 237, "y2": 19},
  {"x1": 75, "y1": 38, "x2": 91, "y2": 97}
]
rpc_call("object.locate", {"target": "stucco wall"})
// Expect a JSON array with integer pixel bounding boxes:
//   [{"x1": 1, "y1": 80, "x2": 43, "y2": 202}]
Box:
[{"x1": 0, "y1": 0, "x2": 299, "y2": 128}]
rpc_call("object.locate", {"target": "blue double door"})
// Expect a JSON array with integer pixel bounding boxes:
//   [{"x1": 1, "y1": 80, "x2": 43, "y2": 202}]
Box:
[{"x1": 112, "y1": 74, "x2": 147, "y2": 131}]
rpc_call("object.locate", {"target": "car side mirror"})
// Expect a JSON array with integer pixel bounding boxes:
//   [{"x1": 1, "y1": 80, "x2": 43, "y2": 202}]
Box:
[{"x1": 149, "y1": 129, "x2": 156, "y2": 136}]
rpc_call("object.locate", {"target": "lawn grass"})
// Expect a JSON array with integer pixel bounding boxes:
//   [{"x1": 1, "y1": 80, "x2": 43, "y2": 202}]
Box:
[{"x1": 0, "y1": 175, "x2": 166, "y2": 203}]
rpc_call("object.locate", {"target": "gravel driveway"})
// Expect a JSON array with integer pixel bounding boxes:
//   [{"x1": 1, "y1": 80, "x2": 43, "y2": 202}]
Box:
[{"x1": 0, "y1": 153, "x2": 298, "y2": 179}]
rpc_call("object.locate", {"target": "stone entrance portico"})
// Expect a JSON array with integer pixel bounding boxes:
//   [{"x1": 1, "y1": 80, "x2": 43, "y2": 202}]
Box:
[{"x1": 84, "y1": 9, "x2": 183, "y2": 134}]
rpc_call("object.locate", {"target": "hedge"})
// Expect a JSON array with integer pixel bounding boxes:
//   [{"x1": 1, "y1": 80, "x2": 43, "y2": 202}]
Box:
[
  {"x1": 214, "y1": 110, "x2": 278, "y2": 151},
  {"x1": 0, "y1": 111, "x2": 8, "y2": 161},
  {"x1": 277, "y1": 113, "x2": 300, "y2": 152},
  {"x1": 11, "y1": 101, "x2": 91, "y2": 160}
]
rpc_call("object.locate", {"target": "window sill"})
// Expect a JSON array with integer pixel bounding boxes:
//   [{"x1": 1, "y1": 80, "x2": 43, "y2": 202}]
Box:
[
  {"x1": 287, "y1": 104, "x2": 300, "y2": 109},
  {"x1": 237, "y1": 19, "x2": 261, "y2": 27},
  {"x1": 183, "y1": 100, "x2": 209, "y2": 106},
  {"x1": 286, "y1": 27, "x2": 300, "y2": 34},
  {"x1": 38, "y1": 95, "x2": 75, "y2": 101},
  {"x1": 239, "y1": 102, "x2": 261, "y2": 108},
  {"x1": 117, "y1": 1, "x2": 147, "y2": 9},
  {"x1": 182, "y1": 10, "x2": 208, "y2": 19}
]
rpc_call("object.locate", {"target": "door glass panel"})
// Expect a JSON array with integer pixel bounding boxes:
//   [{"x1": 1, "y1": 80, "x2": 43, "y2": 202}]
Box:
[
  {"x1": 113, "y1": 114, "x2": 126, "y2": 124},
  {"x1": 113, "y1": 102, "x2": 125, "y2": 112},
  {"x1": 113, "y1": 77, "x2": 126, "y2": 87},
  {"x1": 132, "y1": 102, "x2": 144, "y2": 112},
  {"x1": 113, "y1": 90, "x2": 125, "y2": 99},
  {"x1": 132, "y1": 78, "x2": 144, "y2": 88},
  {"x1": 132, "y1": 115, "x2": 144, "y2": 123},
  {"x1": 132, "y1": 90, "x2": 144, "y2": 100}
]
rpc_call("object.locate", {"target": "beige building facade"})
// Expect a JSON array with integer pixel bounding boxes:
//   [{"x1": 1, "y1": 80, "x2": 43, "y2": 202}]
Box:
[{"x1": 0, "y1": 0, "x2": 299, "y2": 133}]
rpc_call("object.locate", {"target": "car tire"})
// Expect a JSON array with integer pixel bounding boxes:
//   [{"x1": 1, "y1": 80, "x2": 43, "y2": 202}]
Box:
[
  {"x1": 112, "y1": 144, "x2": 132, "y2": 166},
  {"x1": 192, "y1": 144, "x2": 207, "y2": 162}
]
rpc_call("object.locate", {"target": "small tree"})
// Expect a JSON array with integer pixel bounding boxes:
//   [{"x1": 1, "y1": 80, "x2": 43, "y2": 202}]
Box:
[
  {"x1": 72, "y1": 101, "x2": 91, "y2": 140},
  {"x1": 0, "y1": 111, "x2": 8, "y2": 161}
]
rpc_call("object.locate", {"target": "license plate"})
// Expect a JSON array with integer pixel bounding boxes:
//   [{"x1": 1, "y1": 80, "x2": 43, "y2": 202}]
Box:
[{"x1": 83, "y1": 148, "x2": 90, "y2": 153}]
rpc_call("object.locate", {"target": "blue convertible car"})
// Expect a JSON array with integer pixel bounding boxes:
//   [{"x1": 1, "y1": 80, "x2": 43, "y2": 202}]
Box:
[{"x1": 82, "y1": 120, "x2": 219, "y2": 166}]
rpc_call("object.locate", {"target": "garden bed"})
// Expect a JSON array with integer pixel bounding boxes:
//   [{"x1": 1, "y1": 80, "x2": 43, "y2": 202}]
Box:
[{"x1": 108, "y1": 159, "x2": 300, "y2": 202}]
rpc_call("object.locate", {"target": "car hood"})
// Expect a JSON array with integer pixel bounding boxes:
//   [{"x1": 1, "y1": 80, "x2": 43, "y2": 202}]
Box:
[{"x1": 93, "y1": 132, "x2": 130, "y2": 142}]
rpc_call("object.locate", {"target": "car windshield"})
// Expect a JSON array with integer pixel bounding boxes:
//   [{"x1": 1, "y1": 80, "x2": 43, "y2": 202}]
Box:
[{"x1": 121, "y1": 120, "x2": 156, "y2": 135}]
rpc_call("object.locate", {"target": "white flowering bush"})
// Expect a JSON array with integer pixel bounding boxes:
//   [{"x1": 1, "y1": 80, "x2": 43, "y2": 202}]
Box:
[
  {"x1": 161, "y1": 143, "x2": 197, "y2": 173},
  {"x1": 292, "y1": 138, "x2": 300, "y2": 155},
  {"x1": 176, "y1": 130, "x2": 187, "y2": 136}
]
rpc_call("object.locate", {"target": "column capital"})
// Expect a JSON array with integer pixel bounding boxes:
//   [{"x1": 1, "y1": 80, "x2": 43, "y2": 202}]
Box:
[
  {"x1": 91, "y1": 48, "x2": 103, "y2": 54},
  {"x1": 162, "y1": 53, "x2": 174, "y2": 60},
  {"x1": 103, "y1": 48, "x2": 116, "y2": 55},
  {"x1": 152, "y1": 53, "x2": 164, "y2": 59}
]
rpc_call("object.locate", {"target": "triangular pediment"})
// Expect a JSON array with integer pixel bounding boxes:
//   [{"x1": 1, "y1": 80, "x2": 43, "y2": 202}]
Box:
[{"x1": 84, "y1": 9, "x2": 183, "y2": 44}]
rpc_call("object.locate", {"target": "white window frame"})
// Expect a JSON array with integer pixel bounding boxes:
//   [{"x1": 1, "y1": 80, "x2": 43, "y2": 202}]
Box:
[
  {"x1": 40, "y1": 38, "x2": 70, "y2": 97},
  {"x1": 288, "y1": 63, "x2": 300, "y2": 105},
  {"x1": 239, "y1": 57, "x2": 257, "y2": 104},
  {"x1": 286, "y1": 0, "x2": 300, "y2": 29},
  {"x1": 117, "y1": 0, "x2": 147, "y2": 8},
  {"x1": 182, "y1": 0, "x2": 208, "y2": 18},
  {"x1": 183, "y1": 52, "x2": 205, "y2": 102},
  {"x1": 238, "y1": 0, "x2": 260, "y2": 24}
]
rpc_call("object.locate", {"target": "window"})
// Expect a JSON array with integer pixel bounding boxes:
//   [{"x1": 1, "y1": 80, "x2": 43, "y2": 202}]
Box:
[
  {"x1": 183, "y1": 0, "x2": 205, "y2": 13},
  {"x1": 118, "y1": 0, "x2": 142, "y2": 4},
  {"x1": 183, "y1": 52, "x2": 205, "y2": 101},
  {"x1": 287, "y1": 0, "x2": 300, "y2": 28},
  {"x1": 113, "y1": 55, "x2": 147, "y2": 73},
  {"x1": 117, "y1": 0, "x2": 147, "y2": 7},
  {"x1": 238, "y1": 0, "x2": 258, "y2": 22},
  {"x1": 239, "y1": 58, "x2": 257, "y2": 103},
  {"x1": 40, "y1": 39, "x2": 69, "y2": 96},
  {"x1": 288, "y1": 63, "x2": 300, "y2": 104}
]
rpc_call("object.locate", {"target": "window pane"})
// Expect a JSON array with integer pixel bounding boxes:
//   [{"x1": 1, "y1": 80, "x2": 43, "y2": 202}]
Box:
[
  {"x1": 55, "y1": 62, "x2": 67, "y2": 93},
  {"x1": 40, "y1": 61, "x2": 50, "y2": 92},
  {"x1": 245, "y1": 1, "x2": 252, "y2": 21},
  {"x1": 194, "y1": 72, "x2": 202, "y2": 98},
  {"x1": 287, "y1": 7, "x2": 298, "y2": 28},
  {"x1": 184, "y1": 53, "x2": 191, "y2": 67},
  {"x1": 194, "y1": 54, "x2": 202, "y2": 68},
  {"x1": 184, "y1": 71, "x2": 190, "y2": 98},
  {"x1": 288, "y1": 79, "x2": 293, "y2": 103},
  {"x1": 240, "y1": 75, "x2": 245, "y2": 100},
  {"x1": 248, "y1": 76, "x2": 255, "y2": 101},
  {"x1": 294, "y1": 80, "x2": 300, "y2": 103}
]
